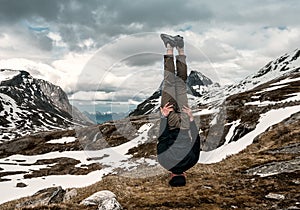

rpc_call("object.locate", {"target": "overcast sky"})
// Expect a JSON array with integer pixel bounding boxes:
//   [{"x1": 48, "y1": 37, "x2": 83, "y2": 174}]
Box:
[{"x1": 0, "y1": 0, "x2": 299, "y2": 103}]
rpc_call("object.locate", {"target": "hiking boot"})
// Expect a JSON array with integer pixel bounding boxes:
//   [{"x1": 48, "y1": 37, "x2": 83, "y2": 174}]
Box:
[
  {"x1": 160, "y1": 33, "x2": 177, "y2": 48},
  {"x1": 174, "y1": 35, "x2": 184, "y2": 49}
]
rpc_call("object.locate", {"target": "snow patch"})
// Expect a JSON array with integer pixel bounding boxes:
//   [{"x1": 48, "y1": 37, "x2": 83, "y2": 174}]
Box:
[
  {"x1": 0, "y1": 123, "x2": 155, "y2": 204},
  {"x1": 0, "y1": 69, "x2": 20, "y2": 82},
  {"x1": 199, "y1": 105, "x2": 300, "y2": 164},
  {"x1": 224, "y1": 120, "x2": 241, "y2": 145},
  {"x1": 245, "y1": 92, "x2": 300, "y2": 106},
  {"x1": 256, "y1": 84, "x2": 289, "y2": 94},
  {"x1": 272, "y1": 76, "x2": 300, "y2": 86},
  {"x1": 47, "y1": 137, "x2": 77, "y2": 144}
]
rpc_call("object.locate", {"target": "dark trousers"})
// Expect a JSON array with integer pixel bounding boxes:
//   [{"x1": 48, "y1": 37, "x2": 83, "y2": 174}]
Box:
[{"x1": 161, "y1": 55, "x2": 189, "y2": 130}]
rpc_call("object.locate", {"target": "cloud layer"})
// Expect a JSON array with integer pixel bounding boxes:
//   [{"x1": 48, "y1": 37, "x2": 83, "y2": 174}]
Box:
[{"x1": 0, "y1": 0, "x2": 300, "y2": 103}]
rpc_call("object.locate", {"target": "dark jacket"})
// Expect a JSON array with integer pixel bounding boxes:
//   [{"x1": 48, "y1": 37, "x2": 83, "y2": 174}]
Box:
[{"x1": 157, "y1": 116, "x2": 201, "y2": 174}]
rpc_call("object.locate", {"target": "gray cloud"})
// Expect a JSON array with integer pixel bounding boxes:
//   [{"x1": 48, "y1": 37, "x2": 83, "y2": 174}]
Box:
[
  {"x1": 0, "y1": 0, "x2": 61, "y2": 23},
  {"x1": 1, "y1": 0, "x2": 300, "y2": 54},
  {"x1": 1, "y1": 0, "x2": 300, "y2": 102},
  {"x1": 124, "y1": 53, "x2": 161, "y2": 67},
  {"x1": 0, "y1": 0, "x2": 213, "y2": 52},
  {"x1": 101, "y1": 0, "x2": 212, "y2": 27}
]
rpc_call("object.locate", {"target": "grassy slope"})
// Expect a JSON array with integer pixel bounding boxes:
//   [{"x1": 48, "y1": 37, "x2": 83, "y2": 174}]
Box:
[{"x1": 1, "y1": 113, "x2": 299, "y2": 210}]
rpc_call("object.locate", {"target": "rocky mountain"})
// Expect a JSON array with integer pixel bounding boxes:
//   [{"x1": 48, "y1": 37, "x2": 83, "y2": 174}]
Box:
[
  {"x1": 196, "y1": 49, "x2": 300, "y2": 152},
  {"x1": 0, "y1": 49, "x2": 299, "y2": 209},
  {"x1": 187, "y1": 70, "x2": 215, "y2": 96},
  {"x1": 129, "y1": 70, "x2": 213, "y2": 116},
  {"x1": 194, "y1": 48, "x2": 300, "y2": 107},
  {"x1": 0, "y1": 69, "x2": 93, "y2": 141}
]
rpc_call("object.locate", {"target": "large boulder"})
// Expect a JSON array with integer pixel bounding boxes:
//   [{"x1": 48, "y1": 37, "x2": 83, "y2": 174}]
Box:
[
  {"x1": 16, "y1": 186, "x2": 65, "y2": 209},
  {"x1": 80, "y1": 190, "x2": 122, "y2": 210}
]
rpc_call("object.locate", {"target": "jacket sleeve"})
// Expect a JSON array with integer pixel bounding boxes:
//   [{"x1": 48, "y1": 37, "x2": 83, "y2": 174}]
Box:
[
  {"x1": 157, "y1": 116, "x2": 170, "y2": 155},
  {"x1": 190, "y1": 120, "x2": 200, "y2": 144},
  {"x1": 158, "y1": 116, "x2": 169, "y2": 142}
]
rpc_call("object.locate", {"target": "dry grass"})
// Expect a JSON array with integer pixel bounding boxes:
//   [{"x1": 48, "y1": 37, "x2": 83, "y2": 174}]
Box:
[{"x1": 1, "y1": 115, "x2": 299, "y2": 210}]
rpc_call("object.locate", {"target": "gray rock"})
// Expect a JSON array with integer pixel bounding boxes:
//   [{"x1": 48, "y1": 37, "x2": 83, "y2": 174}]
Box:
[
  {"x1": 287, "y1": 206, "x2": 300, "y2": 209},
  {"x1": 0, "y1": 69, "x2": 93, "y2": 141},
  {"x1": 81, "y1": 190, "x2": 122, "y2": 210},
  {"x1": 16, "y1": 182, "x2": 27, "y2": 188},
  {"x1": 63, "y1": 188, "x2": 78, "y2": 202},
  {"x1": 38, "y1": 78, "x2": 94, "y2": 125},
  {"x1": 99, "y1": 197, "x2": 122, "y2": 210},
  {"x1": 246, "y1": 158, "x2": 300, "y2": 177},
  {"x1": 16, "y1": 186, "x2": 65, "y2": 208},
  {"x1": 267, "y1": 142, "x2": 300, "y2": 154},
  {"x1": 265, "y1": 193, "x2": 285, "y2": 200},
  {"x1": 81, "y1": 190, "x2": 116, "y2": 206}
]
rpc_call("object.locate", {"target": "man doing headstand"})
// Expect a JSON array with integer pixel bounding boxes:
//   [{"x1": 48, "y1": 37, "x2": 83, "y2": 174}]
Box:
[{"x1": 157, "y1": 34, "x2": 201, "y2": 187}]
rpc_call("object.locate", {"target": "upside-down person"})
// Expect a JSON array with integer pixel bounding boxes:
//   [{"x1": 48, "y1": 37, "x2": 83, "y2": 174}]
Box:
[{"x1": 157, "y1": 34, "x2": 201, "y2": 187}]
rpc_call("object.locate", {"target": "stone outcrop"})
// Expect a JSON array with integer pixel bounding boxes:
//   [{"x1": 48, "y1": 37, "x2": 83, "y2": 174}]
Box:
[{"x1": 81, "y1": 190, "x2": 122, "y2": 210}]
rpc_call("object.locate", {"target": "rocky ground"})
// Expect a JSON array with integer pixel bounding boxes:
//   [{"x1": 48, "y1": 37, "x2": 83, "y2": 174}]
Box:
[{"x1": 1, "y1": 111, "x2": 299, "y2": 210}]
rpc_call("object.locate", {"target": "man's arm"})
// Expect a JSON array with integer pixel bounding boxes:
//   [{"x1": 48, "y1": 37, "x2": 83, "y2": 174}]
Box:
[
  {"x1": 182, "y1": 106, "x2": 200, "y2": 144},
  {"x1": 190, "y1": 120, "x2": 200, "y2": 144},
  {"x1": 158, "y1": 102, "x2": 173, "y2": 141},
  {"x1": 158, "y1": 116, "x2": 168, "y2": 141}
]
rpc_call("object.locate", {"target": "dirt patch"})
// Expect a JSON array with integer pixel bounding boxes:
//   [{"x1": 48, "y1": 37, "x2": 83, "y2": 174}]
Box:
[
  {"x1": 22, "y1": 157, "x2": 102, "y2": 179},
  {"x1": 0, "y1": 129, "x2": 82, "y2": 159},
  {"x1": 126, "y1": 142, "x2": 157, "y2": 158},
  {"x1": 0, "y1": 171, "x2": 27, "y2": 181}
]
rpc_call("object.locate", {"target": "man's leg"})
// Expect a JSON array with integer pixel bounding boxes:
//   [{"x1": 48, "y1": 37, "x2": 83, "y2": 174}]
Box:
[
  {"x1": 161, "y1": 55, "x2": 181, "y2": 129},
  {"x1": 175, "y1": 55, "x2": 190, "y2": 130}
]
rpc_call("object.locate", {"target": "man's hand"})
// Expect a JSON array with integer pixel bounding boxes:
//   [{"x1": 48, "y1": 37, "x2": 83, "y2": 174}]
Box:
[
  {"x1": 182, "y1": 105, "x2": 194, "y2": 121},
  {"x1": 160, "y1": 102, "x2": 174, "y2": 117}
]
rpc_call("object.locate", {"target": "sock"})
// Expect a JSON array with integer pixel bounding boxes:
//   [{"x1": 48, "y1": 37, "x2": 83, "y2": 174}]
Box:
[
  {"x1": 177, "y1": 47, "x2": 184, "y2": 55},
  {"x1": 166, "y1": 43, "x2": 174, "y2": 55}
]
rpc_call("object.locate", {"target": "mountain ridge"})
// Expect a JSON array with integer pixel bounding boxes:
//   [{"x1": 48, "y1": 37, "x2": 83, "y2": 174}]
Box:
[{"x1": 0, "y1": 69, "x2": 93, "y2": 141}]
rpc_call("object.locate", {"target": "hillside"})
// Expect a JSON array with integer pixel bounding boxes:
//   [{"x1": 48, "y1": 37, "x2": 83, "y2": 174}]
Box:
[
  {"x1": 0, "y1": 49, "x2": 299, "y2": 209},
  {"x1": 1, "y1": 107, "x2": 299, "y2": 209}
]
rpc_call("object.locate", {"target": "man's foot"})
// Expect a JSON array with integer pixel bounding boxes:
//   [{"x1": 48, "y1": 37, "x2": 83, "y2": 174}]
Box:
[
  {"x1": 169, "y1": 173, "x2": 186, "y2": 187},
  {"x1": 174, "y1": 35, "x2": 184, "y2": 49},
  {"x1": 160, "y1": 33, "x2": 177, "y2": 48},
  {"x1": 160, "y1": 34, "x2": 184, "y2": 49}
]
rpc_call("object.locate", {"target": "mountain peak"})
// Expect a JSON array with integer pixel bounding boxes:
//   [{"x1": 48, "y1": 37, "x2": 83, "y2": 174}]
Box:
[
  {"x1": 251, "y1": 48, "x2": 300, "y2": 80},
  {"x1": 290, "y1": 48, "x2": 300, "y2": 61},
  {"x1": 0, "y1": 69, "x2": 22, "y2": 83},
  {"x1": 193, "y1": 48, "x2": 300, "y2": 107},
  {"x1": 187, "y1": 70, "x2": 213, "y2": 97},
  {"x1": 129, "y1": 70, "x2": 213, "y2": 116},
  {"x1": 0, "y1": 69, "x2": 92, "y2": 140}
]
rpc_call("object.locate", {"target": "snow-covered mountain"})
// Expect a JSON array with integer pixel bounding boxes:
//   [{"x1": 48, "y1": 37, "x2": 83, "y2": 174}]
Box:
[
  {"x1": 194, "y1": 49, "x2": 300, "y2": 107},
  {"x1": 130, "y1": 49, "x2": 299, "y2": 120},
  {"x1": 129, "y1": 70, "x2": 213, "y2": 116},
  {"x1": 0, "y1": 58, "x2": 63, "y2": 88},
  {"x1": 0, "y1": 69, "x2": 92, "y2": 141}
]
